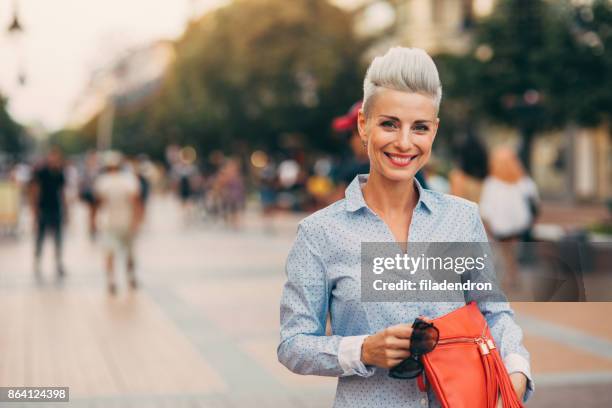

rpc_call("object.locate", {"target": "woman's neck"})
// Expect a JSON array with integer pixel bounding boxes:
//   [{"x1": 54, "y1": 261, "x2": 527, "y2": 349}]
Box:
[{"x1": 362, "y1": 171, "x2": 419, "y2": 217}]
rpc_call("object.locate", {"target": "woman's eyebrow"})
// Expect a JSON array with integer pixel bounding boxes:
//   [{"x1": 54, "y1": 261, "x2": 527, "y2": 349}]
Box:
[
  {"x1": 378, "y1": 115, "x2": 400, "y2": 121},
  {"x1": 378, "y1": 116, "x2": 433, "y2": 124}
]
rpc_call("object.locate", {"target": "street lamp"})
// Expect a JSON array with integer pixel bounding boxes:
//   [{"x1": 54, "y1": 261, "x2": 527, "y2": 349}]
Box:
[
  {"x1": 6, "y1": 0, "x2": 26, "y2": 86},
  {"x1": 8, "y1": 11, "x2": 23, "y2": 33}
]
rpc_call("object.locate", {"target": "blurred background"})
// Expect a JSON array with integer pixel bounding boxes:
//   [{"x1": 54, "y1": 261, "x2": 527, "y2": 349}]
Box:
[{"x1": 0, "y1": 0, "x2": 611, "y2": 407}]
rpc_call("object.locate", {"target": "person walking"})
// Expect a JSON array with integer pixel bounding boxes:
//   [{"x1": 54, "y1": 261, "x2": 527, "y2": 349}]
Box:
[
  {"x1": 479, "y1": 146, "x2": 540, "y2": 289},
  {"x1": 78, "y1": 151, "x2": 100, "y2": 240},
  {"x1": 94, "y1": 152, "x2": 142, "y2": 295},
  {"x1": 218, "y1": 159, "x2": 245, "y2": 229},
  {"x1": 30, "y1": 147, "x2": 67, "y2": 277}
]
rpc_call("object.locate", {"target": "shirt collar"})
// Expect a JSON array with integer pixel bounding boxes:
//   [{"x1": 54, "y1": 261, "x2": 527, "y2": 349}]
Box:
[{"x1": 344, "y1": 173, "x2": 436, "y2": 214}]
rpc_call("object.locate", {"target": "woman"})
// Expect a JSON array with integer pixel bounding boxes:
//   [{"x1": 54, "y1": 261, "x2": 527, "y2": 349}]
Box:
[
  {"x1": 278, "y1": 48, "x2": 533, "y2": 407},
  {"x1": 480, "y1": 146, "x2": 539, "y2": 242},
  {"x1": 480, "y1": 146, "x2": 540, "y2": 288}
]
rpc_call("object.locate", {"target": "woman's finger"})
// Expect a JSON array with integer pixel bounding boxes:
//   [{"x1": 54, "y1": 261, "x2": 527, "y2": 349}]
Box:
[
  {"x1": 387, "y1": 358, "x2": 406, "y2": 368},
  {"x1": 386, "y1": 349, "x2": 411, "y2": 359},
  {"x1": 387, "y1": 324, "x2": 413, "y2": 339},
  {"x1": 386, "y1": 338, "x2": 411, "y2": 350}
]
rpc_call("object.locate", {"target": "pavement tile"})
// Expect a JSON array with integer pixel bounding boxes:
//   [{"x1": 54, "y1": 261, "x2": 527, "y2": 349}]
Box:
[
  {"x1": 0, "y1": 288, "x2": 227, "y2": 398},
  {"x1": 513, "y1": 302, "x2": 612, "y2": 342},
  {"x1": 524, "y1": 333, "x2": 612, "y2": 374}
]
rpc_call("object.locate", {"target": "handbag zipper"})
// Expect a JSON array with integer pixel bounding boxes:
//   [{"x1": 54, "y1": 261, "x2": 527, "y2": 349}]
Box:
[{"x1": 436, "y1": 337, "x2": 494, "y2": 355}]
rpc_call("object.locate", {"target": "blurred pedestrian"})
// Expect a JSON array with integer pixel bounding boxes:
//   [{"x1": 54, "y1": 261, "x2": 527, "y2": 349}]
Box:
[
  {"x1": 175, "y1": 163, "x2": 197, "y2": 223},
  {"x1": 78, "y1": 151, "x2": 100, "y2": 239},
  {"x1": 306, "y1": 157, "x2": 335, "y2": 211},
  {"x1": 480, "y1": 146, "x2": 540, "y2": 288},
  {"x1": 423, "y1": 158, "x2": 450, "y2": 193},
  {"x1": 217, "y1": 158, "x2": 245, "y2": 229},
  {"x1": 276, "y1": 157, "x2": 303, "y2": 210},
  {"x1": 257, "y1": 159, "x2": 278, "y2": 232},
  {"x1": 94, "y1": 152, "x2": 143, "y2": 295},
  {"x1": 329, "y1": 101, "x2": 370, "y2": 203},
  {"x1": 30, "y1": 147, "x2": 67, "y2": 277},
  {"x1": 129, "y1": 155, "x2": 152, "y2": 219},
  {"x1": 64, "y1": 159, "x2": 80, "y2": 205},
  {"x1": 449, "y1": 132, "x2": 488, "y2": 203},
  {"x1": 178, "y1": 166, "x2": 193, "y2": 205}
]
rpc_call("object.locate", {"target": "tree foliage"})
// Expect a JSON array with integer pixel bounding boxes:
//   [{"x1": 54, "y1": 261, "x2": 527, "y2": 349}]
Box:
[
  {"x1": 48, "y1": 129, "x2": 94, "y2": 155},
  {"x1": 435, "y1": 0, "x2": 612, "y2": 169},
  {"x1": 473, "y1": 0, "x2": 611, "y2": 129},
  {"x1": 565, "y1": 0, "x2": 612, "y2": 126},
  {"x1": 109, "y1": 0, "x2": 366, "y2": 158},
  {"x1": 0, "y1": 95, "x2": 25, "y2": 158}
]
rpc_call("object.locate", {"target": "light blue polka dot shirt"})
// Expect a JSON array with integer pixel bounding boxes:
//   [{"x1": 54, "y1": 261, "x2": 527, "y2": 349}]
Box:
[{"x1": 278, "y1": 174, "x2": 533, "y2": 407}]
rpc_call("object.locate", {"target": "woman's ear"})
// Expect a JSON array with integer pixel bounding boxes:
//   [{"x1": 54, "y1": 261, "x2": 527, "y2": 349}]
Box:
[{"x1": 357, "y1": 110, "x2": 368, "y2": 145}]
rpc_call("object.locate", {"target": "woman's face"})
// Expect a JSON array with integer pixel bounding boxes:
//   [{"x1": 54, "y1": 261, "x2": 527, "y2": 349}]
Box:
[{"x1": 358, "y1": 88, "x2": 439, "y2": 182}]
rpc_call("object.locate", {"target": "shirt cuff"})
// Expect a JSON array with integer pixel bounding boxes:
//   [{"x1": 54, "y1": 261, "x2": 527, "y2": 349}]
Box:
[
  {"x1": 338, "y1": 335, "x2": 376, "y2": 377},
  {"x1": 504, "y1": 353, "x2": 535, "y2": 402}
]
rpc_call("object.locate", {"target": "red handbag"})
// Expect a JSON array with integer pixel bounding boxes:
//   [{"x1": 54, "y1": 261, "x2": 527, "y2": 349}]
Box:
[{"x1": 417, "y1": 302, "x2": 524, "y2": 408}]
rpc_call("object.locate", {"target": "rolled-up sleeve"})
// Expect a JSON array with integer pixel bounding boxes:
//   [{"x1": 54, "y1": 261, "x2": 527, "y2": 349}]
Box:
[
  {"x1": 467, "y1": 206, "x2": 535, "y2": 402},
  {"x1": 338, "y1": 335, "x2": 376, "y2": 377},
  {"x1": 277, "y1": 221, "x2": 344, "y2": 376}
]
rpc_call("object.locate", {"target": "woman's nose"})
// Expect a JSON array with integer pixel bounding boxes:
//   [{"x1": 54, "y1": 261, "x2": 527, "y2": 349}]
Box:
[{"x1": 395, "y1": 129, "x2": 415, "y2": 151}]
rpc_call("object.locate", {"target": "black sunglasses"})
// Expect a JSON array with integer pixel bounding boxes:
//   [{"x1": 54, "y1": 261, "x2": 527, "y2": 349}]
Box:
[{"x1": 388, "y1": 318, "x2": 439, "y2": 380}]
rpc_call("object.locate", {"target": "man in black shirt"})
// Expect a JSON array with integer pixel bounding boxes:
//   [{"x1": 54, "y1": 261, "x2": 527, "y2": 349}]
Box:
[{"x1": 30, "y1": 147, "x2": 67, "y2": 277}]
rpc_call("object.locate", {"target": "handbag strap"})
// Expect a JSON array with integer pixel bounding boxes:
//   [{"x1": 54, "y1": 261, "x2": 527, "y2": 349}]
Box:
[{"x1": 417, "y1": 371, "x2": 428, "y2": 392}]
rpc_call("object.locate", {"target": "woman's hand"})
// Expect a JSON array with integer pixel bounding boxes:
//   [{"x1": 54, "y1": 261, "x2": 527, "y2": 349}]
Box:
[
  {"x1": 496, "y1": 372, "x2": 527, "y2": 407},
  {"x1": 361, "y1": 324, "x2": 412, "y2": 369}
]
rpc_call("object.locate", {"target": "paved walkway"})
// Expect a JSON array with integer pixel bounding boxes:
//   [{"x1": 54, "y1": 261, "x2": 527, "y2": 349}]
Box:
[
  {"x1": 0, "y1": 196, "x2": 611, "y2": 407},
  {"x1": 537, "y1": 201, "x2": 609, "y2": 230}
]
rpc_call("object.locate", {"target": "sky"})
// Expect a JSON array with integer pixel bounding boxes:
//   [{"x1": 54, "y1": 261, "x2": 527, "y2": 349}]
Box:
[{"x1": 0, "y1": 0, "x2": 224, "y2": 132}]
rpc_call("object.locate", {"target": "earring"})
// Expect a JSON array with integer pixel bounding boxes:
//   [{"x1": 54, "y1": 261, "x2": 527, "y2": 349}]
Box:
[{"x1": 362, "y1": 140, "x2": 367, "y2": 148}]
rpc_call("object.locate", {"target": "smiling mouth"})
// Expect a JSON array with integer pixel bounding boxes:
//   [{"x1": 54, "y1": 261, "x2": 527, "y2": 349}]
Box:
[{"x1": 384, "y1": 152, "x2": 418, "y2": 167}]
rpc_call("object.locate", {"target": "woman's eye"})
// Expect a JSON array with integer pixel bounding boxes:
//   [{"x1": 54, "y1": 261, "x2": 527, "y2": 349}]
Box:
[
  {"x1": 413, "y1": 124, "x2": 430, "y2": 133},
  {"x1": 380, "y1": 121, "x2": 398, "y2": 129}
]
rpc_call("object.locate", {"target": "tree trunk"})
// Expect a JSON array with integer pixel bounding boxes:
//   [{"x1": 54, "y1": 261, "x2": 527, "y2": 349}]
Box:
[{"x1": 519, "y1": 127, "x2": 534, "y2": 173}]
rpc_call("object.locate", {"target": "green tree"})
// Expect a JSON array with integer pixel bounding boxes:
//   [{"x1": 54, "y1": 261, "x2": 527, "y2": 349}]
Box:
[
  {"x1": 471, "y1": 0, "x2": 554, "y2": 170},
  {"x1": 0, "y1": 95, "x2": 25, "y2": 158},
  {"x1": 48, "y1": 129, "x2": 95, "y2": 155},
  {"x1": 112, "y1": 0, "x2": 366, "y2": 157},
  {"x1": 452, "y1": 0, "x2": 611, "y2": 171},
  {"x1": 565, "y1": 0, "x2": 612, "y2": 126}
]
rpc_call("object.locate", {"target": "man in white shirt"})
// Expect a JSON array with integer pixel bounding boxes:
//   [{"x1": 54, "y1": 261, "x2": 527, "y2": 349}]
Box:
[{"x1": 94, "y1": 151, "x2": 142, "y2": 295}]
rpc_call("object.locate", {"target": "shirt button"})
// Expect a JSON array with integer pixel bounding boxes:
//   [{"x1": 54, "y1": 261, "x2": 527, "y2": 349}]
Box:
[{"x1": 420, "y1": 397, "x2": 427, "y2": 406}]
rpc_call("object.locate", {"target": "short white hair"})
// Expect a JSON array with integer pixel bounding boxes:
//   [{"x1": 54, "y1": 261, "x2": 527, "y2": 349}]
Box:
[{"x1": 362, "y1": 47, "x2": 442, "y2": 117}]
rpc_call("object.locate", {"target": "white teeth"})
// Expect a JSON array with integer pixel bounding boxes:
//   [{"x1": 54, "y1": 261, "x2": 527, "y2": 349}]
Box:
[{"x1": 387, "y1": 154, "x2": 415, "y2": 164}]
